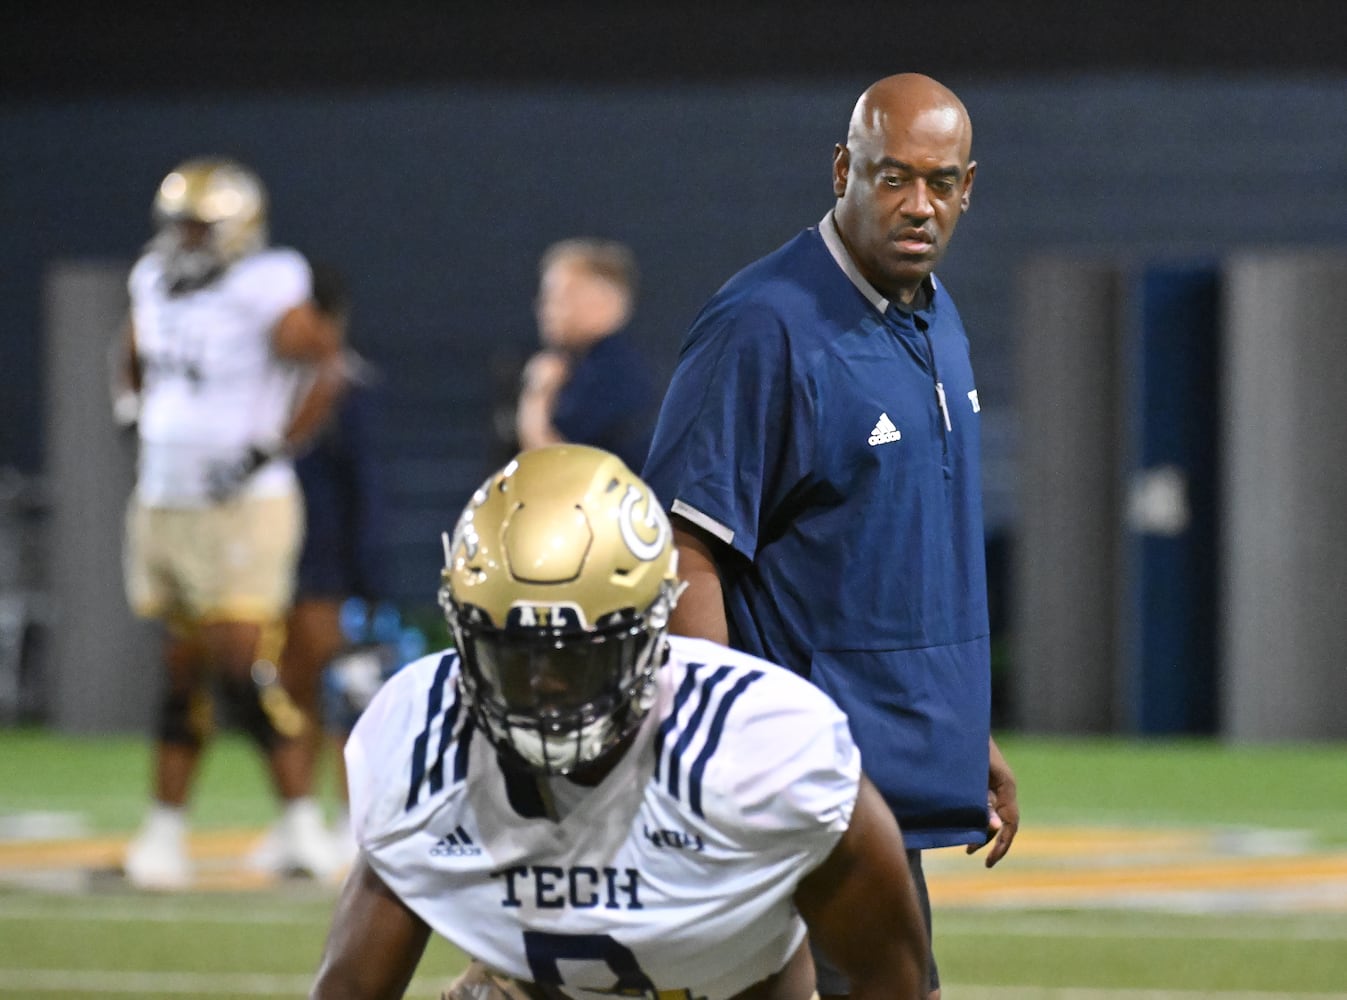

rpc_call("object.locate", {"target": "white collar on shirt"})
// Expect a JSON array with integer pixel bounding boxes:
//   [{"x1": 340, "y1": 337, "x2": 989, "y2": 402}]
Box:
[{"x1": 818, "y1": 210, "x2": 938, "y2": 315}]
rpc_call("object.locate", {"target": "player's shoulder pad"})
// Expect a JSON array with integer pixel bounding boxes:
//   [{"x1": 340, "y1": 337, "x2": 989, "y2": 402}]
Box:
[
  {"x1": 347, "y1": 649, "x2": 463, "y2": 844},
  {"x1": 127, "y1": 252, "x2": 162, "y2": 296},
  {"x1": 226, "y1": 246, "x2": 311, "y2": 302},
  {"x1": 654, "y1": 637, "x2": 860, "y2": 845}
]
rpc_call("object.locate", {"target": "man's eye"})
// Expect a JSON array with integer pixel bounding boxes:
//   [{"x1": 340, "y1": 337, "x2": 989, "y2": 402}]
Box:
[{"x1": 881, "y1": 174, "x2": 904, "y2": 187}]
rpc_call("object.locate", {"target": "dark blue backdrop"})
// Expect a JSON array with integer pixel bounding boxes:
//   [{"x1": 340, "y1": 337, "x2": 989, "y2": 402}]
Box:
[{"x1": 5, "y1": 76, "x2": 1347, "y2": 605}]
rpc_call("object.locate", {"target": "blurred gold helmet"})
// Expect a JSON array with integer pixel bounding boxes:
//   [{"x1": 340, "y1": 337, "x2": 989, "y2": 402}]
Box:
[
  {"x1": 149, "y1": 157, "x2": 268, "y2": 292},
  {"x1": 440, "y1": 445, "x2": 680, "y2": 775}
]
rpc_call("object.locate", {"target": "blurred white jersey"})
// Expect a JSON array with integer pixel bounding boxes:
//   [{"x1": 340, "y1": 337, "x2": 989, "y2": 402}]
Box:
[
  {"x1": 347, "y1": 635, "x2": 861, "y2": 1000},
  {"x1": 128, "y1": 247, "x2": 311, "y2": 507}
]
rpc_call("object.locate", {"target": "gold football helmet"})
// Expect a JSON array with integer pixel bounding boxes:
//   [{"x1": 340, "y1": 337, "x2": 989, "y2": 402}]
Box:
[
  {"x1": 440, "y1": 445, "x2": 681, "y2": 776},
  {"x1": 149, "y1": 157, "x2": 268, "y2": 292}
]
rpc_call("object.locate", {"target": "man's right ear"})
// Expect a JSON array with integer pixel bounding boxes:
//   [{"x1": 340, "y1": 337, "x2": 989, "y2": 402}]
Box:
[{"x1": 832, "y1": 144, "x2": 850, "y2": 198}]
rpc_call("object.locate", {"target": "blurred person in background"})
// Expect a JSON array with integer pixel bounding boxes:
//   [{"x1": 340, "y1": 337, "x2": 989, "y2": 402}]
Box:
[
  {"x1": 641, "y1": 74, "x2": 1019, "y2": 1000},
  {"x1": 514, "y1": 238, "x2": 660, "y2": 472},
  {"x1": 112, "y1": 157, "x2": 346, "y2": 889}
]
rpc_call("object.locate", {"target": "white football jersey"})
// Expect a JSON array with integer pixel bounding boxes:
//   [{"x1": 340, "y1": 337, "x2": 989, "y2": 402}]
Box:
[
  {"x1": 128, "y1": 247, "x2": 311, "y2": 507},
  {"x1": 347, "y1": 635, "x2": 861, "y2": 1000}
]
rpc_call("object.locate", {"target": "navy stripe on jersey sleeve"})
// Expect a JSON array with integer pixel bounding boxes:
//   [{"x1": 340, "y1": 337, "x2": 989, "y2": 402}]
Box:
[
  {"x1": 687, "y1": 670, "x2": 763, "y2": 817},
  {"x1": 426, "y1": 695, "x2": 461, "y2": 797},
  {"x1": 405, "y1": 653, "x2": 463, "y2": 810},
  {"x1": 452, "y1": 715, "x2": 475, "y2": 783},
  {"x1": 656, "y1": 660, "x2": 766, "y2": 818},
  {"x1": 665, "y1": 665, "x2": 733, "y2": 800},
  {"x1": 654, "y1": 662, "x2": 702, "y2": 782}
]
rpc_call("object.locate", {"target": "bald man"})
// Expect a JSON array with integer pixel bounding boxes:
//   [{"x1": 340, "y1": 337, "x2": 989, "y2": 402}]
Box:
[{"x1": 642, "y1": 74, "x2": 1019, "y2": 1000}]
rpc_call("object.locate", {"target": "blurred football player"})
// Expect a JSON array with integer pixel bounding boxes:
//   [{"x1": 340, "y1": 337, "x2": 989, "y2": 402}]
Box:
[
  {"x1": 310, "y1": 445, "x2": 928, "y2": 1000},
  {"x1": 113, "y1": 157, "x2": 347, "y2": 889}
]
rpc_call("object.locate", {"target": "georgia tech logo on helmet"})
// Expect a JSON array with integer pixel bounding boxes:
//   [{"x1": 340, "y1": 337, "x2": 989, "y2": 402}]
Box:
[{"x1": 618, "y1": 485, "x2": 669, "y2": 562}]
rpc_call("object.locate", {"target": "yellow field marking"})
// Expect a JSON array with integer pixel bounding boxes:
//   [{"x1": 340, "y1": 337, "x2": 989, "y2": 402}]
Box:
[
  {"x1": 4, "y1": 823, "x2": 1347, "y2": 909},
  {"x1": 0, "y1": 828, "x2": 348, "y2": 892},
  {"x1": 927, "y1": 852, "x2": 1347, "y2": 906},
  {"x1": 981, "y1": 826, "x2": 1212, "y2": 858},
  {"x1": 1, "y1": 824, "x2": 1207, "y2": 870},
  {"x1": 913, "y1": 824, "x2": 1347, "y2": 911},
  {"x1": 0, "y1": 829, "x2": 263, "y2": 871}
]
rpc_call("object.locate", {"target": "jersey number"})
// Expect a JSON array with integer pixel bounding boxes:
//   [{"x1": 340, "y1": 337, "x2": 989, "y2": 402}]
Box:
[{"x1": 524, "y1": 931, "x2": 699, "y2": 999}]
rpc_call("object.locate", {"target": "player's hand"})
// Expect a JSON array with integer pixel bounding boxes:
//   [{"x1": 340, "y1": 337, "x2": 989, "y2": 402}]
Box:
[
  {"x1": 967, "y1": 738, "x2": 1019, "y2": 867},
  {"x1": 112, "y1": 390, "x2": 141, "y2": 429},
  {"x1": 521, "y1": 350, "x2": 569, "y2": 393},
  {"x1": 442, "y1": 960, "x2": 535, "y2": 1000},
  {"x1": 204, "y1": 445, "x2": 273, "y2": 503}
]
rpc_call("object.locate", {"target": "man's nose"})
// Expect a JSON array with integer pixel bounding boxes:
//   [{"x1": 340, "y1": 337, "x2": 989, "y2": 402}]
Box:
[{"x1": 902, "y1": 181, "x2": 936, "y2": 219}]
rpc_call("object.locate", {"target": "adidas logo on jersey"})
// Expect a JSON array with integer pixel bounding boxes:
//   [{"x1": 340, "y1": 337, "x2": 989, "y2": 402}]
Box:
[
  {"x1": 868, "y1": 412, "x2": 902, "y2": 446},
  {"x1": 430, "y1": 825, "x2": 482, "y2": 857}
]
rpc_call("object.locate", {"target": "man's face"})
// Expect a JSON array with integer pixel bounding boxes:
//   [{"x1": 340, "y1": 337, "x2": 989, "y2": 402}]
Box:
[
  {"x1": 172, "y1": 219, "x2": 212, "y2": 249},
  {"x1": 535, "y1": 259, "x2": 625, "y2": 350},
  {"x1": 155, "y1": 217, "x2": 227, "y2": 293},
  {"x1": 833, "y1": 105, "x2": 975, "y2": 303}
]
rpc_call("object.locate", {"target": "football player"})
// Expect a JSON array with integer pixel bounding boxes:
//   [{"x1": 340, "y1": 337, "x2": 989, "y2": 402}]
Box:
[
  {"x1": 115, "y1": 157, "x2": 347, "y2": 889},
  {"x1": 310, "y1": 445, "x2": 928, "y2": 1000}
]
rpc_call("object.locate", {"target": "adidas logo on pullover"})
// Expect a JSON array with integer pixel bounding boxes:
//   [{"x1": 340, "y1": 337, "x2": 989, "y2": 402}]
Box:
[{"x1": 868, "y1": 412, "x2": 902, "y2": 446}]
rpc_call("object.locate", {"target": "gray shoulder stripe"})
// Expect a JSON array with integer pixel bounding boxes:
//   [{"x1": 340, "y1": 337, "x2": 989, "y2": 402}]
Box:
[{"x1": 670, "y1": 499, "x2": 734, "y2": 546}]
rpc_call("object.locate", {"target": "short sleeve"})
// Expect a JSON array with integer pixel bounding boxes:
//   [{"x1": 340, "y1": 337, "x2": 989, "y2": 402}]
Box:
[
  {"x1": 345, "y1": 661, "x2": 407, "y2": 847},
  {"x1": 128, "y1": 255, "x2": 154, "y2": 298},
  {"x1": 701, "y1": 669, "x2": 861, "y2": 857},
  {"x1": 641, "y1": 303, "x2": 797, "y2": 561},
  {"x1": 345, "y1": 652, "x2": 449, "y2": 848},
  {"x1": 237, "y1": 248, "x2": 312, "y2": 330}
]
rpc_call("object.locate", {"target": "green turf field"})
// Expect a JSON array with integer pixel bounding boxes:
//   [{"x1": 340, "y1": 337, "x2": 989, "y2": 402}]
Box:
[{"x1": 1, "y1": 730, "x2": 1345, "y2": 999}]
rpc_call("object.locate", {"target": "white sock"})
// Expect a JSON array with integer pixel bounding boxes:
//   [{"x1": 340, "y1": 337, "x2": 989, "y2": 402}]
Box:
[
  {"x1": 282, "y1": 796, "x2": 324, "y2": 827},
  {"x1": 146, "y1": 802, "x2": 187, "y2": 833}
]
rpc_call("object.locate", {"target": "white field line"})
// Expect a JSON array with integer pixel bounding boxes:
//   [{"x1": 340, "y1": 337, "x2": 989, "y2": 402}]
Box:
[
  {"x1": 0, "y1": 897, "x2": 328, "y2": 924},
  {"x1": 0, "y1": 975, "x2": 449, "y2": 997},
  {"x1": 0, "y1": 970, "x2": 313, "y2": 995},
  {"x1": 0, "y1": 972, "x2": 1343, "y2": 1000},
  {"x1": 2, "y1": 896, "x2": 1344, "y2": 940},
  {"x1": 0, "y1": 969, "x2": 446, "y2": 995}
]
